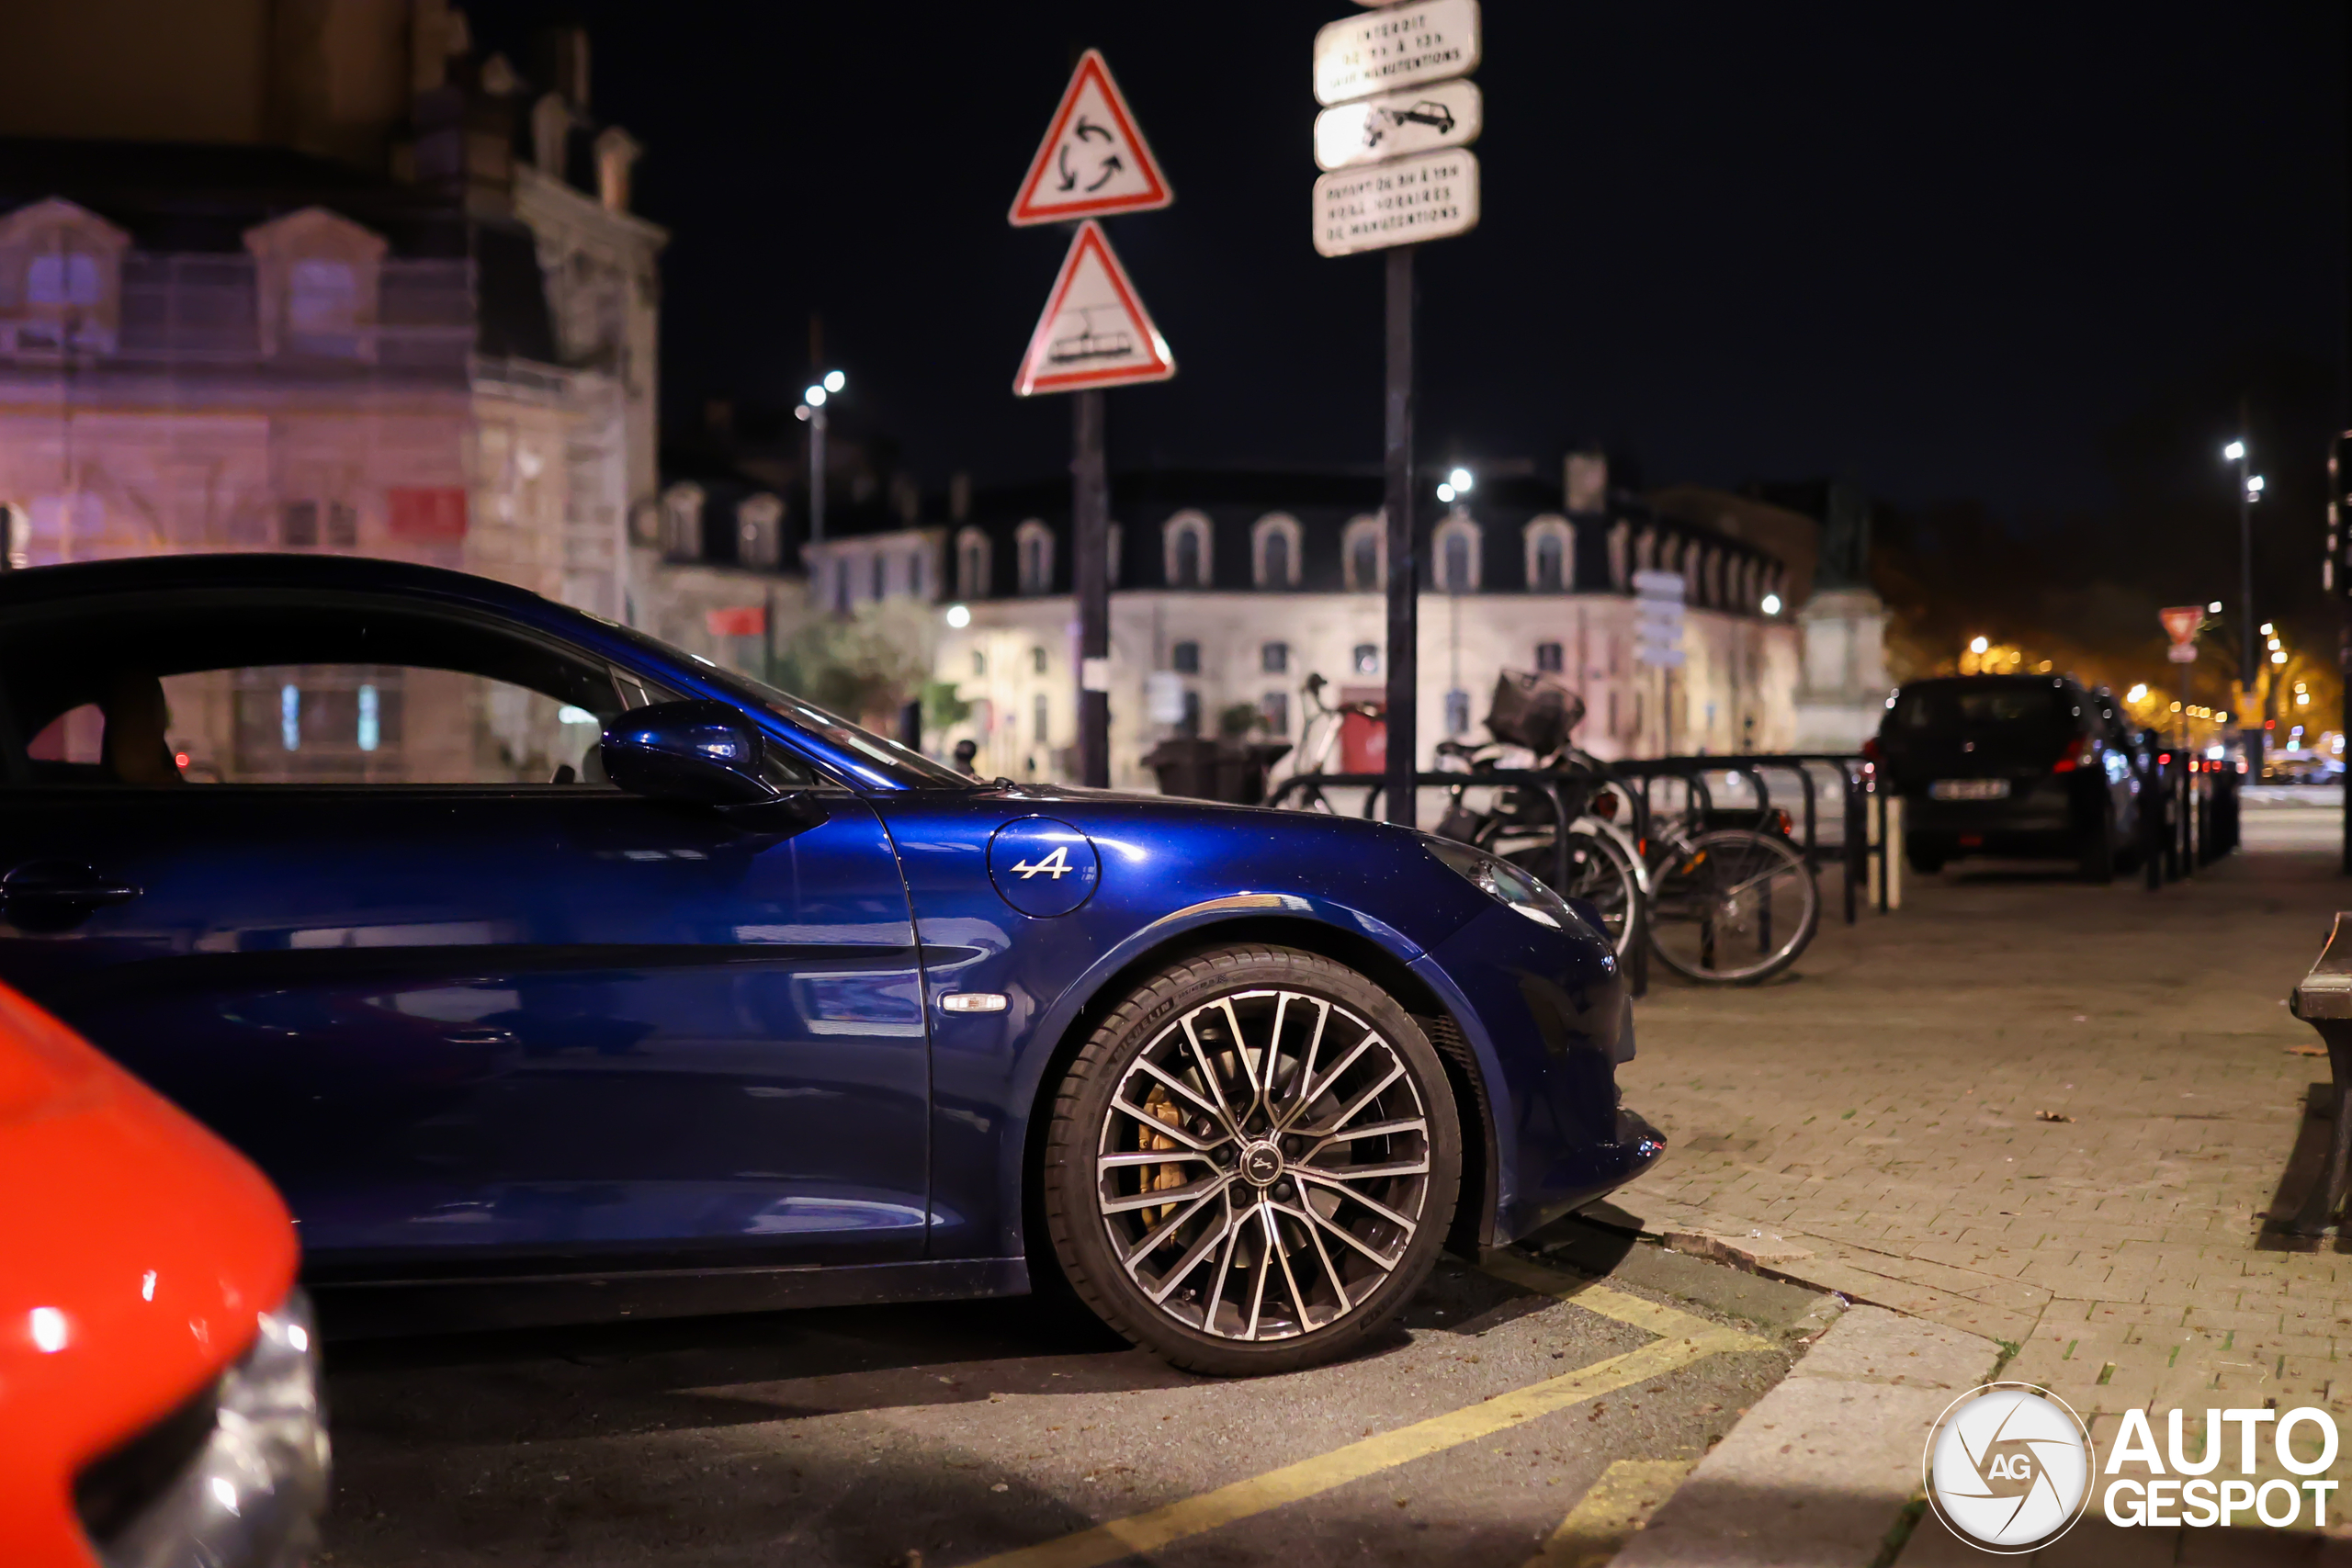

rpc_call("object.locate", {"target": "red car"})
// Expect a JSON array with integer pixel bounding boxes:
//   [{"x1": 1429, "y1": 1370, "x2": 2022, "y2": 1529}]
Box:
[{"x1": 0, "y1": 982, "x2": 327, "y2": 1568}]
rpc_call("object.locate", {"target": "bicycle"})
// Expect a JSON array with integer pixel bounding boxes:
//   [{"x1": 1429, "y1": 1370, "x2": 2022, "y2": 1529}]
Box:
[
  {"x1": 1435, "y1": 672, "x2": 1819, "y2": 986},
  {"x1": 1282, "y1": 672, "x2": 1385, "y2": 815}
]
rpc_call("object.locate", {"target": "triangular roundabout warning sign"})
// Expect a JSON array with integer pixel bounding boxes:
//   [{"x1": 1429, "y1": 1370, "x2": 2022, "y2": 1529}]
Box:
[
  {"x1": 1008, "y1": 50, "x2": 1172, "y2": 226},
  {"x1": 1012, "y1": 221, "x2": 1175, "y2": 396}
]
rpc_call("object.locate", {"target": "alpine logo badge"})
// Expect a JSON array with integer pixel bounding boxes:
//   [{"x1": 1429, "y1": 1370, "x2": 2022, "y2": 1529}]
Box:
[{"x1": 988, "y1": 818, "x2": 1102, "y2": 917}]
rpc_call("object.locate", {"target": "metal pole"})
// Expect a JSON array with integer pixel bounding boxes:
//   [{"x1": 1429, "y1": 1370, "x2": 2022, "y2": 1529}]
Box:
[
  {"x1": 2179, "y1": 660, "x2": 2195, "y2": 878},
  {"x1": 1382, "y1": 244, "x2": 1419, "y2": 828},
  {"x1": 1073, "y1": 389, "x2": 1110, "y2": 788},
  {"x1": 809, "y1": 405, "x2": 827, "y2": 547},
  {"x1": 2237, "y1": 402, "x2": 2256, "y2": 779}
]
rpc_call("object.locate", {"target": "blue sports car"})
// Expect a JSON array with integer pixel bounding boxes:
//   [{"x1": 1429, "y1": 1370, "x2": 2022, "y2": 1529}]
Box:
[{"x1": 0, "y1": 555, "x2": 1660, "y2": 1374}]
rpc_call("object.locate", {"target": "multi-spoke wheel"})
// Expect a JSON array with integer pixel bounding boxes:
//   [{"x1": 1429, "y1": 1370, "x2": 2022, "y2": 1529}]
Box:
[{"x1": 1043, "y1": 945, "x2": 1462, "y2": 1375}]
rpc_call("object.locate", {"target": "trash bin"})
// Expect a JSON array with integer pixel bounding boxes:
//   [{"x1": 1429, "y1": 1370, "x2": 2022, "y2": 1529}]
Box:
[
  {"x1": 1144, "y1": 738, "x2": 1225, "y2": 799},
  {"x1": 1216, "y1": 741, "x2": 1295, "y2": 807}
]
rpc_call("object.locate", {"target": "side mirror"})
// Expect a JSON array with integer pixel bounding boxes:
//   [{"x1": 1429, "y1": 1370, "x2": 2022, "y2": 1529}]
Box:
[{"x1": 601, "y1": 701, "x2": 779, "y2": 807}]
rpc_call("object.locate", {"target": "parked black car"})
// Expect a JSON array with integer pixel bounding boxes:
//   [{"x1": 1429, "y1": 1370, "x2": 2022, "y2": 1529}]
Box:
[{"x1": 1871, "y1": 675, "x2": 2145, "y2": 881}]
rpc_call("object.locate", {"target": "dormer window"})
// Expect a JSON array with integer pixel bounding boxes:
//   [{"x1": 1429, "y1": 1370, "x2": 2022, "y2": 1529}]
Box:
[
  {"x1": 956, "y1": 525, "x2": 991, "y2": 598},
  {"x1": 1434, "y1": 513, "x2": 1481, "y2": 592},
  {"x1": 1163, "y1": 511, "x2": 1212, "y2": 588},
  {"x1": 0, "y1": 197, "x2": 129, "y2": 355},
  {"x1": 1251, "y1": 513, "x2": 1302, "y2": 589},
  {"x1": 243, "y1": 208, "x2": 385, "y2": 361},
  {"x1": 1342, "y1": 514, "x2": 1385, "y2": 592},
  {"x1": 1523, "y1": 515, "x2": 1574, "y2": 592},
  {"x1": 1016, "y1": 519, "x2": 1054, "y2": 595}
]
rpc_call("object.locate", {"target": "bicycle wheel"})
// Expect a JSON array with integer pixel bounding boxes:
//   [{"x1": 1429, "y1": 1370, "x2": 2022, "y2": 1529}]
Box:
[
  {"x1": 1502, "y1": 829, "x2": 1643, "y2": 962},
  {"x1": 1646, "y1": 828, "x2": 1819, "y2": 985}
]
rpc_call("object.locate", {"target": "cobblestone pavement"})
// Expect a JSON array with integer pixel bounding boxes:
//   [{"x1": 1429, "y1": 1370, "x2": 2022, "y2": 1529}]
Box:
[{"x1": 1604, "y1": 807, "x2": 2352, "y2": 1526}]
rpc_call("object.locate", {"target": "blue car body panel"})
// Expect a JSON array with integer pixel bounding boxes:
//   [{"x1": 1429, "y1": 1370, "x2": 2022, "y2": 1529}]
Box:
[{"x1": 0, "y1": 556, "x2": 1661, "y2": 1318}]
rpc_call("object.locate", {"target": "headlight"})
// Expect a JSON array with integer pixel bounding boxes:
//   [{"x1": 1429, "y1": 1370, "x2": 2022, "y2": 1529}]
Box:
[
  {"x1": 1424, "y1": 838, "x2": 1575, "y2": 930},
  {"x1": 82, "y1": 1290, "x2": 331, "y2": 1568}
]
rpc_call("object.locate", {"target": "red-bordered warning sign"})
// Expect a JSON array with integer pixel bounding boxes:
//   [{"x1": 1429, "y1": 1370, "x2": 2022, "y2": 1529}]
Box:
[
  {"x1": 2160, "y1": 605, "x2": 2203, "y2": 645},
  {"x1": 1012, "y1": 220, "x2": 1175, "y2": 396},
  {"x1": 1008, "y1": 50, "x2": 1172, "y2": 226}
]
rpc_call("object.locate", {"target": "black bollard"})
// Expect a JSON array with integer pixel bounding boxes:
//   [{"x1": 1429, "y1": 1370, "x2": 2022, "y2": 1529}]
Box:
[{"x1": 2288, "y1": 913, "x2": 2352, "y2": 1235}]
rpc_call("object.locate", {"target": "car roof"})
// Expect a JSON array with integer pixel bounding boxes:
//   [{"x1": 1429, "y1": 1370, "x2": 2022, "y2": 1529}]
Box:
[{"x1": 0, "y1": 553, "x2": 549, "y2": 615}]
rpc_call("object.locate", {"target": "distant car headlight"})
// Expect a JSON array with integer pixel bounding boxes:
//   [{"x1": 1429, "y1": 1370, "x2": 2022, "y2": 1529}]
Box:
[
  {"x1": 78, "y1": 1290, "x2": 330, "y2": 1568},
  {"x1": 1423, "y1": 839, "x2": 1576, "y2": 931}
]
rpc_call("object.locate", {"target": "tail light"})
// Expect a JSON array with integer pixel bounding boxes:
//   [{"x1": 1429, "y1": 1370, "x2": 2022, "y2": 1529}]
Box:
[
  {"x1": 1770, "y1": 808, "x2": 1793, "y2": 836},
  {"x1": 1591, "y1": 792, "x2": 1620, "y2": 819},
  {"x1": 2052, "y1": 737, "x2": 2098, "y2": 773}
]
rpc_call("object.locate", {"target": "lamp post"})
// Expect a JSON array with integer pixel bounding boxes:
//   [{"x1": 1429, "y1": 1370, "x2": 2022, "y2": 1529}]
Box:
[
  {"x1": 2225, "y1": 430, "x2": 2259, "y2": 772},
  {"x1": 796, "y1": 368, "x2": 846, "y2": 547}
]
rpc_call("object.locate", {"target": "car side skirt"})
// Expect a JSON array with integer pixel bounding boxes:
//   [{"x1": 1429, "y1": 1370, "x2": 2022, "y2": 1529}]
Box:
[{"x1": 309, "y1": 1256, "x2": 1029, "y2": 1338}]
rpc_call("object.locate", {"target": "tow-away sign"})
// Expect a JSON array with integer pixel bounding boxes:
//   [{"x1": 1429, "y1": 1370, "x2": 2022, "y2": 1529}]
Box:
[
  {"x1": 1009, "y1": 50, "x2": 1172, "y2": 226},
  {"x1": 1012, "y1": 221, "x2": 1175, "y2": 396}
]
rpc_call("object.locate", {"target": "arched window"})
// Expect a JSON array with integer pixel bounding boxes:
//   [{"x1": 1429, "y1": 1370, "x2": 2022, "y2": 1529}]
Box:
[
  {"x1": 1433, "y1": 514, "x2": 1480, "y2": 592},
  {"x1": 1523, "y1": 515, "x2": 1574, "y2": 592},
  {"x1": 1015, "y1": 518, "x2": 1054, "y2": 595},
  {"x1": 243, "y1": 206, "x2": 386, "y2": 361},
  {"x1": 1252, "y1": 512, "x2": 1302, "y2": 588},
  {"x1": 1163, "y1": 511, "x2": 1212, "y2": 587},
  {"x1": 1342, "y1": 513, "x2": 1385, "y2": 592},
  {"x1": 956, "y1": 525, "x2": 991, "y2": 599},
  {"x1": 661, "y1": 482, "x2": 705, "y2": 559}
]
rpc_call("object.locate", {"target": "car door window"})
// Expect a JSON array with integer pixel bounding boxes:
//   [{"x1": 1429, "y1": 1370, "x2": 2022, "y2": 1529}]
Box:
[{"x1": 3, "y1": 594, "x2": 719, "y2": 789}]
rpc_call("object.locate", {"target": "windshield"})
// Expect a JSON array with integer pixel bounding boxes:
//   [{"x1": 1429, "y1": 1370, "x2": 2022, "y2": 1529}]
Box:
[
  {"x1": 1894, "y1": 680, "x2": 2072, "y2": 732},
  {"x1": 599, "y1": 621, "x2": 972, "y2": 788}
]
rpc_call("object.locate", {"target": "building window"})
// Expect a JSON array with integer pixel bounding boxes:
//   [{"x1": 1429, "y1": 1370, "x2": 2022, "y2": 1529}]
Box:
[
  {"x1": 1252, "y1": 512, "x2": 1302, "y2": 588},
  {"x1": 1342, "y1": 513, "x2": 1384, "y2": 592},
  {"x1": 1171, "y1": 640, "x2": 1201, "y2": 675},
  {"x1": 1261, "y1": 640, "x2": 1289, "y2": 674},
  {"x1": 910, "y1": 549, "x2": 928, "y2": 600},
  {"x1": 1181, "y1": 689, "x2": 1203, "y2": 737},
  {"x1": 872, "y1": 552, "x2": 888, "y2": 600},
  {"x1": 1351, "y1": 643, "x2": 1378, "y2": 676},
  {"x1": 1034, "y1": 693, "x2": 1049, "y2": 744},
  {"x1": 281, "y1": 501, "x2": 318, "y2": 547},
  {"x1": 1016, "y1": 519, "x2": 1054, "y2": 595},
  {"x1": 1535, "y1": 641, "x2": 1564, "y2": 674},
  {"x1": 956, "y1": 526, "x2": 990, "y2": 598},
  {"x1": 1031, "y1": 645, "x2": 1048, "y2": 674},
  {"x1": 27, "y1": 252, "x2": 100, "y2": 306},
  {"x1": 1261, "y1": 691, "x2": 1290, "y2": 735},
  {"x1": 288, "y1": 259, "x2": 356, "y2": 338},
  {"x1": 662, "y1": 483, "x2": 706, "y2": 558},
  {"x1": 1434, "y1": 515, "x2": 1480, "y2": 592},
  {"x1": 972, "y1": 649, "x2": 987, "y2": 677},
  {"x1": 1163, "y1": 511, "x2": 1212, "y2": 587},
  {"x1": 1525, "y1": 515, "x2": 1573, "y2": 592},
  {"x1": 1445, "y1": 688, "x2": 1470, "y2": 736}
]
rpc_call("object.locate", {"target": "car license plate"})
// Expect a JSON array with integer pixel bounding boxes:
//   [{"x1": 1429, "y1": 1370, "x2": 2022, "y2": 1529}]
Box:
[{"x1": 1930, "y1": 779, "x2": 2010, "y2": 800}]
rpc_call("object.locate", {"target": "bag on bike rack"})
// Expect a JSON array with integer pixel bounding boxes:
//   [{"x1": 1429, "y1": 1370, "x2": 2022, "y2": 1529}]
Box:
[{"x1": 1486, "y1": 671, "x2": 1586, "y2": 758}]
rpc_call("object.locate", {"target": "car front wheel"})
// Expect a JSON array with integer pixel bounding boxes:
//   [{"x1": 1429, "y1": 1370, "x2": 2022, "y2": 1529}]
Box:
[{"x1": 1042, "y1": 944, "x2": 1463, "y2": 1375}]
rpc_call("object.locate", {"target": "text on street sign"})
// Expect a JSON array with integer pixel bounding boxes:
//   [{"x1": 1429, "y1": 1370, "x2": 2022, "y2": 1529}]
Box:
[
  {"x1": 1314, "y1": 0, "x2": 1481, "y2": 107},
  {"x1": 1313, "y1": 146, "x2": 1480, "y2": 257}
]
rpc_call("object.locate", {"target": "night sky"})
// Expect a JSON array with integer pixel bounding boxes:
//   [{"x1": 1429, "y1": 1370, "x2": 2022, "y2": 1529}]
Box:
[{"x1": 470, "y1": 3, "x2": 2346, "y2": 522}]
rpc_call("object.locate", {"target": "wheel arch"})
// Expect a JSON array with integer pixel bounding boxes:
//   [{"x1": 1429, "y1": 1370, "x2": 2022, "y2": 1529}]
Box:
[{"x1": 1015, "y1": 911, "x2": 1500, "y2": 1296}]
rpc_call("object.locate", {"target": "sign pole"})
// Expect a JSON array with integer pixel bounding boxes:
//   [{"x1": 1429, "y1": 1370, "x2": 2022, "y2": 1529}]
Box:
[
  {"x1": 1383, "y1": 243, "x2": 1418, "y2": 827},
  {"x1": 1074, "y1": 388, "x2": 1110, "y2": 787}
]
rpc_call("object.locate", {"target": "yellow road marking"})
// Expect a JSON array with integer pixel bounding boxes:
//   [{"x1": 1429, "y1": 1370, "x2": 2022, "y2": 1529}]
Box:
[
  {"x1": 962, "y1": 1333, "x2": 1753, "y2": 1567},
  {"x1": 1521, "y1": 1458, "x2": 1696, "y2": 1568},
  {"x1": 961, "y1": 1253, "x2": 1765, "y2": 1568}
]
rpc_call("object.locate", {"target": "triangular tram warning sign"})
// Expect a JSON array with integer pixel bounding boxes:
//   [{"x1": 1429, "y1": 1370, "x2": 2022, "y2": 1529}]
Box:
[
  {"x1": 1012, "y1": 221, "x2": 1175, "y2": 396},
  {"x1": 1008, "y1": 50, "x2": 1172, "y2": 226}
]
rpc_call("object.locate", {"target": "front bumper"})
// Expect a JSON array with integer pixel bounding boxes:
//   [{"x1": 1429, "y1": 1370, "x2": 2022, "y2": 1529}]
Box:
[{"x1": 1419, "y1": 903, "x2": 1668, "y2": 1246}]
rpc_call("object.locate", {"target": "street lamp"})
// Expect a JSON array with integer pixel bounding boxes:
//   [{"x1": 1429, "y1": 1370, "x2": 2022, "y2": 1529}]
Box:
[
  {"x1": 1761, "y1": 592, "x2": 1782, "y2": 615},
  {"x1": 2225, "y1": 428, "x2": 2258, "y2": 770},
  {"x1": 796, "y1": 369, "x2": 848, "y2": 544}
]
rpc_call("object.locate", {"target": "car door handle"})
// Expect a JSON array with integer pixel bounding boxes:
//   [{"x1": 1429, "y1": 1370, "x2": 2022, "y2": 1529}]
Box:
[{"x1": 0, "y1": 862, "x2": 142, "y2": 907}]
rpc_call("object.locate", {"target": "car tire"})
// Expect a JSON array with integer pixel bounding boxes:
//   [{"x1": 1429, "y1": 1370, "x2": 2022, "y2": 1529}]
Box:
[
  {"x1": 1042, "y1": 944, "x2": 1463, "y2": 1377},
  {"x1": 1905, "y1": 840, "x2": 1946, "y2": 875}
]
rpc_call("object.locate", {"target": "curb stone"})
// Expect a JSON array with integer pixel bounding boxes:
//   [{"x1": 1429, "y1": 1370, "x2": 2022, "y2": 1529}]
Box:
[{"x1": 1611, "y1": 1304, "x2": 2001, "y2": 1568}]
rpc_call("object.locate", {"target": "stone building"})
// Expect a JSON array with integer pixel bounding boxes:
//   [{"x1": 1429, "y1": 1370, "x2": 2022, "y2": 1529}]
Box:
[
  {"x1": 0, "y1": 4, "x2": 672, "y2": 779},
  {"x1": 798, "y1": 457, "x2": 1806, "y2": 789}
]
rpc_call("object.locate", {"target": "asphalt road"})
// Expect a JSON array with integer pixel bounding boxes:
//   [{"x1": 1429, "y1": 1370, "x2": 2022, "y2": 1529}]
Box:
[{"x1": 313, "y1": 1226, "x2": 1827, "y2": 1568}]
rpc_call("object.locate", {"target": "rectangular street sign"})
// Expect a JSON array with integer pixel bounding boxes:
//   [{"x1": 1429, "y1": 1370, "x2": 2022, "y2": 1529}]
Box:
[
  {"x1": 2167, "y1": 644, "x2": 2199, "y2": 663},
  {"x1": 1313, "y1": 0, "x2": 1480, "y2": 107},
  {"x1": 1633, "y1": 569, "x2": 1688, "y2": 670},
  {"x1": 1313, "y1": 146, "x2": 1479, "y2": 257},
  {"x1": 1314, "y1": 79, "x2": 1482, "y2": 172}
]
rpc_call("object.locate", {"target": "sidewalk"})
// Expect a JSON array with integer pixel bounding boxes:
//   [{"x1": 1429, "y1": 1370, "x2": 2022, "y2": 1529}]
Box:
[{"x1": 1593, "y1": 823, "x2": 2352, "y2": 1523}]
